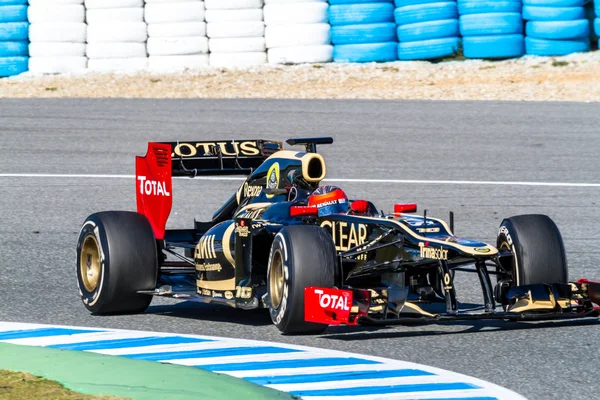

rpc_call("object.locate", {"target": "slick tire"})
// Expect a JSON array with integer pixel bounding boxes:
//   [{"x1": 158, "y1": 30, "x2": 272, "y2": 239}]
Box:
[
  {"x1": 77, "y1": 211, "x2": 158, "y2": 314},
  {"x1": 267, "y1": 225, "x2": 336, "y2": 335},
  {"x1": 496, "y1": 214, "x2": 568, "y2": 288}
]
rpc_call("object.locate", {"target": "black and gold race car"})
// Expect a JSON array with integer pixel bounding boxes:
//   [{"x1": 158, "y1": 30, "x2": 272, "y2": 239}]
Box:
[{"x1": 76, "y1": 137, "x2": 600, "y2": 334}]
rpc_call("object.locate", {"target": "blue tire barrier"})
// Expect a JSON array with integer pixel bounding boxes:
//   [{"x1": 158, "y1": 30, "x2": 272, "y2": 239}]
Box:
[
  {"x1": 526, "y1": 19, "x2": 589, "y2": 39},
  {"x1": 394, "y1": 0, "x2": 446, "y2": 5},
  {"x1": 333, "y1": 42, "x2": 398, "y2": 62},
  {"x1": 525, "y1": 36, "x2": 590, "y2": 55},
  {"x1": 0, "y1": 56, "x2": 27, "y2": 77},
  {"x1": 0, "y1": 0, "x2": 26, "y2": 5},
  {"x1": 457, "y1": 0, "x2": 522, "y2": 15},
  {"x1": 0, "y1": 22, "x2": 27, "y2": 41},
  {"x1": 397, "y1": 36, "x2": 460, "y2": 60},
  {"x1": 459, "y1": 12, "x2": 523, "y2": 36},
  {"x1": 522, "y1": 6, "x2": 585, "y2": 21},
  {"x1": 394, "y1": 2, "x2": 458, "y2": 25},
  {"x1": 522, "y1": 0, "x2": 583, "y2": 6},
  {"x1": 330, "y1": 0, "x2": 393, "y2": 4},
  {"x1": 332, "y1": 22, "x2": 397, "y2": 44},
  {"x1": 329, "y1": 3, "x2": 395, "y2": 25},
  {"x1": 584, "y1": 3, "x2": 595, "y2": 20},
  {"x1": 462, "y1": 34, "x2": 524, "y2": 58},
  {"x1": 397, "y1": 19, "x2": 458, "y2": 41},
  {"x1": 0, "y1": 5, "x2": 26, "y2": 23},
  {"x1": 0, "y1": 40, "x2": 26, "y2": 57}
]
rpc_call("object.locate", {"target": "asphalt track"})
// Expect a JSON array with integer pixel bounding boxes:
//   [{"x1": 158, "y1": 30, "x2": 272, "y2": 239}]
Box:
[{"x1": 1, "y1": 99, "x2": 600, "y2": 400}]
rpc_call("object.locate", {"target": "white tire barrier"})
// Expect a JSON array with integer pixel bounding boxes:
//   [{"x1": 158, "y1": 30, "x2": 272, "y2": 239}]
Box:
[
  {"x1": 205, "y1": 8, "x2": 263, "y2": 22},
  {"x1": 27, "y1": 4, "x2": 84, "y2": 23},
  {"x1": 84, "y1": 0, "x2": 143, "y2": 8},
  {"x1": 29, "y1": 42, "x2": 86, "y2": 57},
  {"x1": 205, "y1": 0, "x2": 263, "y2": 9},
  {"x1": 264, "y1": 0, "x2": 326, "y2": 3},
  {"x1": 87, "y1": 57, "x2": 148, "y2": 72},
  {"x1": 148, "y1": 22, "x2": 206, "y2": 37},
  {"x1": 145, "y1": 0, "x2": 208, "y2": 72},
  {"x1": 264, "y1": 1, "x2": 331, "y2": 64},
  {"x1": 27, "y1": 0, "x2": 83, "y2": 3},
  {"x1": 209, "y1": 51, "x2": 267, "y2": 67},
  {"x1": 206, "y1": 0, "x2": 265, "y2": 68},
  {"x1": 208, "y1": 37, "x2": 265, "y2": 53},
  {"x1": 264, "y1": 2, "x2": 328, "y2": 24},
  {"x1": 86, "y1": 42, "x2": 147, "y2": 58},
  {"x1": 29, "y1": 23, "x2": 86, "y2": 42},
  {"x1": 207, "y1": 21, "x2": 265, "y2": 38},
  {"x1": 86, "y1": 0, "x2": 147, "y2": 72},
  {"x1": 148, "y1": 54, "x2": 209, "y2": 71},
  {"x1": 28, "y1": 56, "x2": 87, "y2": 73},
  {"x1": 85, "y1": 8, "x2": 144, "y2": 23},
  {"x1": 87, "y1": 22, "x2": 148, "y2": 43},
  {"x1": 265, "y1": 23, "x2": 330, "y2": 48},
  {"x1": 144, "y1": 2, "x2": 205, "y2": 23},
  {"x1": 147, "y1": 36, "x2": 209, "y2": 55},
  {"x1": 267, "y1": 44, "x2": 333, "y2": 64},
  {"x1": 27, "y1": 1, "x2": 87, "y2": 74}
]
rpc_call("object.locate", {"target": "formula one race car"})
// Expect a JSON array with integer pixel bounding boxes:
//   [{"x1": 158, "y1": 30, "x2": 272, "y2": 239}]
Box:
[{"x1": 76, "y1": 137, "x2": 600, "y2": 334}]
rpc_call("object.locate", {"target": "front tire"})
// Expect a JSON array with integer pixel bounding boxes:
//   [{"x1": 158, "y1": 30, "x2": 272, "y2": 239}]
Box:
[
  {"x1": 267, "y1": 225, "x2": 337, "y2": 335},
  {"x1": 496, "y1": 214, "x2": 568, "y2": 288},
  {"x1": 76, "y1": 211, "x2": 158, "y2": 314}
]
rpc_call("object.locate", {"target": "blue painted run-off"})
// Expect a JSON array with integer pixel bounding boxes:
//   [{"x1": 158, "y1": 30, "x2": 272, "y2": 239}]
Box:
[{"x1": 0, "y1": 323, "x2": 527, "y2": 399}]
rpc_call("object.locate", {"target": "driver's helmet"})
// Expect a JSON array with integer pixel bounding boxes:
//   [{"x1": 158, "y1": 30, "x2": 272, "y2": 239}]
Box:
[{"x1": 307, "y1": 185, "x2": 349, "y2": 217}]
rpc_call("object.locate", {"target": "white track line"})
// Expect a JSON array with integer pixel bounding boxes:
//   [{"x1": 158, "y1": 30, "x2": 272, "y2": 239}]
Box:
[{"x1": 1, "y1": 173, "x2": 599, "y2": 187}]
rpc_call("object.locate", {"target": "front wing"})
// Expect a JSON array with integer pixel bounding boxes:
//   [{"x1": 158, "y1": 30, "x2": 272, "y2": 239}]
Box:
[{"x1": 304, "y1": 279, "x2": 600, "y2": 326}]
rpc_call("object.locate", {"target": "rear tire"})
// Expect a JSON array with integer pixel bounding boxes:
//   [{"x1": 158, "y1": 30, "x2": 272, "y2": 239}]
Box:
[
  {"x1": 76, "y1": 211, "x2": 158, "y2": 314},
  {"x1": 496, "y1": 214, "x2": 568, "y2": 288},
  {"x1": 267, "y1": 225, "x2": 336, "y2": 334}
]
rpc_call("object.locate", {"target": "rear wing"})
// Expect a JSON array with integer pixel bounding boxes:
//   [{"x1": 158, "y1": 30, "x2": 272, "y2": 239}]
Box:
[
  {"x1": 160, "y1": 139, "x2": 283, "y2": 177},
  {"x1": 135, "y1": 139, "x2": 283, "y2": 239}
]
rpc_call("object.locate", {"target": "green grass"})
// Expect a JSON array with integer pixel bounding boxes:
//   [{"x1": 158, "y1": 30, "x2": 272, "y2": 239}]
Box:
[{"x1": 0, "y1": 370, "x2": 128, "y2": 400}]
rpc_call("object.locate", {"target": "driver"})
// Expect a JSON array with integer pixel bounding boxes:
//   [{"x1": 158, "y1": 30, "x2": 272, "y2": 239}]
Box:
[{"x1": 307, "y1": 185, "x2": 375, "y2": 216}]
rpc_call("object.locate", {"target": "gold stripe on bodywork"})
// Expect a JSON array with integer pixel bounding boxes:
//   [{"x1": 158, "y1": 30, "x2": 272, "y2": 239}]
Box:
[
  {"x1": 221, "y1": 222, "x2": 236, "y2": 266},
  {"x1": 401, "y1": 302, "x2": 439, "y2": 318},
  {"x1": 196, "y1": 278, "x2": 235, "y2": 291},
  {"x1": 355, "y1": 215, "x2": 498, "y2": 256},
  {"x1": 234, "y1": 202, "x2": 272, "y2": 218}
]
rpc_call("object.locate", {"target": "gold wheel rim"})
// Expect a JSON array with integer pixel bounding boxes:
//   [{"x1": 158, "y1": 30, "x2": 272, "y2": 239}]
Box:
[
  {"x1": 80, "y1": 234, "x2": 101, "y2": 292},
  {"x1": 269, "y1": 250, "x2": 284, "y2": 309}
]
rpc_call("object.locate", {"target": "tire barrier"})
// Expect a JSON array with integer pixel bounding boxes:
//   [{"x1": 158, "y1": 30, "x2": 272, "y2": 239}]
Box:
[
  {"x1": 86, "y1": 0, "x2": 147, "y2": 72},
  {"x1": 0, "y1": 0, "x2": 28, "y2": 77},
  {"x1": 264, "y1": 0, "x2": 333, "y2": 64},
  {"x1": 330, "y1": 1, "x2": 397, "y2": 63},
  {"x1": 145, "y1": 0, "x2": 208, "y2": 72},
  {"x1": 458, "y1": 0, "x2": 524, "y2": 59},
  {"x1": 207, "y1": 0, "x2": 266, "y2": 68},
  {"x1": 395, "y1": 0, "x2": 460, "y2": 60},
  {"x1": 0, "y1": 0, "x2": 599, "y2": 77},
  {"x1": 523, "y1": 0, "x2": 590, "y2": 56},
  {"x1": 593, "y1": 0, "x2": 600, "y2": 41}
]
